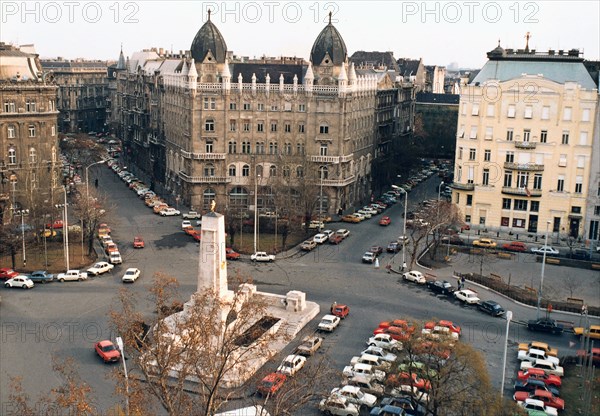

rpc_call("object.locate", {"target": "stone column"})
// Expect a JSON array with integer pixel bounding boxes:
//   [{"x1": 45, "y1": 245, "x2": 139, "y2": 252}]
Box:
[{"x1": 197, "y1": 211, "x2": 232, "y2": 300}]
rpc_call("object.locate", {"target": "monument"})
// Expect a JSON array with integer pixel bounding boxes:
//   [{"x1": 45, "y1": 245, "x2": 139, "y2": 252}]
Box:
[{"x1": 159, "y1": 204, "x2": 319, "y2": 387}]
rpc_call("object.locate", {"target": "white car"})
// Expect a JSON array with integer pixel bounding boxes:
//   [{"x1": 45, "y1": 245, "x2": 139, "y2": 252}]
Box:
[
  {"x1": 454, "y1": 289, "x2": 480, "y2": 305},
  {"x1": 336, "y1": 229, "x2": 350, "y2": 239},
  {"x1": 367, "y1": 333, "x2": 401, "y2": 351},
  {"x1": 160, "y1": 208, "x2": 181, "y2": 216},
  {"x1": 251, "y1": 252, "x2": 275, "y2": 262},
  {"x1": 181, "y1": 220, "x2": 192, "y2": 229},
  {"x1": 352, "y1": 212, "x2": 365, "y2": 221},
  {"x1": 361, "y1": 206, "x2": 378, "y2": 215},
  {"x1": 518, "y1": 398, "x2": 558, "y2": 416},
  {"x1": 422, "y1": 325, "x2": 459, "y2": 340},
  {"x1": 531, "y1": 245, "x2": 560, "y2": 255},
  {"x1": 362, "y1": 252, "x2": 377, "y2": 263},
  {"x1": 321, "y1": 229, "x2": 334, "y2": 239},
  {"x1": 57, "y1": 270, "x2": 88, "y2": 282},
  {"x1": 343, "y1": 362, "x2": 385, "y2": 382},
  {"x1": 4, "y1": 275, "x2": 34, "y2": 289},
  {"x1": 122, "y1": 268, "x2": 141, "y2": 283},
  {"x1": 319, "y1": 395, "x2": 359, "y2": 416},
  {"x1": 517, "y1": 348, "x2": 560, "y2": 366},
  {"x1": 318, "y1": 314, "x2": 341, "y2": 332},
  {"x1": 330, "y1": 385, "x2": 377, "y2": 408},
  {"x1": 109, "y1": 251, "x2": 123, "y2": 264},
  {"x1": 520, "y1": 358, "x2": 564, "y2": 377},
  {"x1": 87, "y1": 261, "x2": 115, "y2": 276},
  {"x1": 303, "y1": 220, "x2": 324, "y2": 229},
  {"x1": 360, "y1": 346, "x2": 397, "y2": 362},
  {"x1": 313, "y1": 233, "x2": 328, "y2": 244},
  {"x1": 356, "y1": 210, "x2": 372, "y2": 219},
  {"x1": 403, "y1": 270, "x2": 426, "y2": 284},
  {"x1": 276, "y1": 354, "x2": 306, "y2": 376}
]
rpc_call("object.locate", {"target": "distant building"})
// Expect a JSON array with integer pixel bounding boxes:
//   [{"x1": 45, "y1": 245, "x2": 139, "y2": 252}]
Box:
[
  {"x1": 0, "y1": 43, "x2": 60, "y2": 220},
  {"x1": 424, "y1": 65, "x2": 446, "y2": 94},
  {"x1": 396, "y1": 58, "x2": 426, "y2": 91},
  {"x1": 41, "y1": 58, "x2": 110, "y2": 133},
  {"x1": 451, "y1": 43, "x2": 599, "y2": 241},
  {"x1": 112, "y1": 14, "x2": 412, "y2": 214},
  {"x1": 415, "y1": 92, "x2": 459, "y2": 160}
]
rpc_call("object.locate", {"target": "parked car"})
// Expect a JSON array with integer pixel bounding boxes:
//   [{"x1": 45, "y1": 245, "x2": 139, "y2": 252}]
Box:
[
  {"x1": 379, "y1": 396, "x2": 426, "y2": 416},
  {"x1": 502, "y1": 241, "x2": 528, "y2": 252},
  {"x1": 379, "y1": 216, "x2": 391, "y2": 226},
  {"x1": 573, "y1": 325, "x2": 600, "y2": 340},
  {"x1": 514, "y1": 389, "x2": 564, "y2": 412},
  {"x1": 370, "y1": 246, "x2": 384, "y2": 255},
  {"x1": 454, "y1": 289, "x2": 481, "y2": 305},
  {"x1": 318, "y1": 395, "x2": 360, "y2": 416},
  {"x1": 225, "y1": 248, "x2": 240, "y2": 260},
  {"x1": 181, "y1": 220, "x2": 192, "y2": 229},
  {"x1": 133, "y1": 236, "x2": 145, "y2": 248},
  {"x1": 403, "y1": 270, "x2": 426, "y2": 284},
  {"x1": 516, "y1": 398, "x2": 559, "y2": 416},
  {"x1": 94, "y1": 340, "x2": 121, "y2": 363},
  {"x1": 4, "y1": 275, "x2": 35, "y2": 289},
  {"x1": 357, "y1": 209, "x2": 372, "y2": 219},
  {"x1": 332, "y1": 304, "x2": 350, "y2": 319},
  {"x1": 57, "y1": 270, "x2": 88, "y2": 282},
  {"x1": 276, "y1": 354, "x2": 306, "y2": 376},
  {"x1": 342, "y1": 215, "x2": 361, "y2": 223},
  {"x1": 514, "y1": 378, "x2": 560, "y2": 397},
  {"x1": 386, "y1": 241, "x2": 400, "y2": 253},
  {"x1": 330, "y1": 385, "x2": 377, "y2": 408},
  {"x1": 440, "y1": 236, "x2": 465, "y2": 246},
  {"x1": 87, "y1": 261, "x2": 115, "y2": 276},
  {"x1": 367, "y1": 333, "x2": 400, "y2": 351},
  {"x1": 343, "y1": 362, "x2": 385, "y2": 382},
  {"x1": 424, "y1": 320, "x2": 461, "y2": 337},
  {"x1": 313, "y1": 233, "x2": 328, "y2": 244},
  {"x1": 257, "y1": 372, "x2": 286, "y2": 396},
  {"x1": 518, "y1": 342, "x2": 558, "y2": 357},
  {"x1": 318, "y1": 314, "x2": 341, "y2": 332},
  {"x1": 517, "y1": 368, "x2": 562, "y2": 387},
  {"x1": 527, "y1": 319, "x2": 564, "y2": 334},
  {"x1": 478, "y1": 300, "x2": 505, "y2": 316},
  {"x1": 27, "y1": 270, "x2": 54, "y2": 284},
  {"x1": 360, "y1": 346, "x2": 397, "y2": 362},
  {"x1": 472, "y1": 238, "x2": 497, "y2": 249},
  {"x1": 518, "y1": 348, "x2": 560, "y2": 366},
  {"x1": 520, "y1": 359, "x2": 564, "y2": 377},
  {"x1": 530, "y1": 245, "x2": 559, "y2": 256},
  {"x1": 0, "y1": 268, "x2": 19, "y2": 280},
  {"x1": 427, "y1": 280, "x2": 455, "y2": 296},
  {"x1": 336, "y1": 229, "x2": 350, "y2": 239},
  {"x1": 160, "y1": 208, "x2": 181, "y2": 216},
  {"x1": 122, "y1": 268, "x2": 141, "y2": 283},
  {"x1": 304, "y1": 220, "x2": 325, "y2": 229},
  {"x1": 251, "y1": 252, "x2": 275, "y2": 262},
  {"x1": 182, "y1": 211, "x2": 201, "y2": 219},
  {"x1": 329, "y1": 235, "x2": 344, "y2": 245},
  {"x1": 295, "y1": 335, "x2": 323, "y2": 356}
]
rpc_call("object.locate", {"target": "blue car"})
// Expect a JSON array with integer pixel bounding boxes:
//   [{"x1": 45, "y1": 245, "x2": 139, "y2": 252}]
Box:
[
  {"x1": 370, "y1": 405, "x2": 406, "y2": 416},
  {"x1": 28, "y1": 270, "x2": 55, "y2": 283}
]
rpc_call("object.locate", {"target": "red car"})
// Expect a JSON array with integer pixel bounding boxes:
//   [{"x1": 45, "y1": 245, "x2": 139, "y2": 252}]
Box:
[
  {"x1": 257, "y1": 372, "x2": 286, "y2": 396},
  {"x1": 46, "y1": 220, "x2": 64, "y2": 229},
  {"x1": 387, "y1": 372, "x2": 431, "y2": 391},
  {"x1": 425, "y1": 320, "x2": 461, "y2": 337},
  {"x1": 0, "y1": 268, "x2": 19, "y2": 280},
  {"x1": 226, "y1": 247, "x2": 240, "y2": 260},
  {"x1": 513, "y1": 389, "x2": 564, "y2": 410},
  {"x1": 329, "y1": 235, "x2": 344, "y2": 245},
  {"x1": 133, "y1": 236, "x2": 145, "y2": 248},
  {"x1": 192, "y1": 233, "x2": 201, "y2": 242},
  {"x1": 331, "y1": 304, "x2": 350, "y2": 319},
  {"x1": 414, "y1": 341, "x2": 451, "y2": 360},
  {"x1": 94, "y1": 340, "x2": 121, "y2": 363},
  {"x1": 517, "y1": 368, "x2": 562, "y2": 387},
  {"x1": 184, "y1": 227, "x2": 197, "y2": 236},
  {"x1": 370, "y1": 246, "x2": 384, "y2": 255},
  {"x1": 379, "y1": 216, "x2": 392, "y2": 226},
  {"x1": 502, "y1": 241, "x2": 528, "y2": 252}
]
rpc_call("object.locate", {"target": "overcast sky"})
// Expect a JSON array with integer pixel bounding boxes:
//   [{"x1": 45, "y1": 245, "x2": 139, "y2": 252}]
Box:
[{"x1": 2, "y1": 1, "x2": 598, "y2": 68}]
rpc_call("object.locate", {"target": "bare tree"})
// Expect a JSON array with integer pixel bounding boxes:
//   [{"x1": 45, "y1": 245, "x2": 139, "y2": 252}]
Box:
[{"x1": 110, "y1": 272, "x2": 294, "y2": 416}]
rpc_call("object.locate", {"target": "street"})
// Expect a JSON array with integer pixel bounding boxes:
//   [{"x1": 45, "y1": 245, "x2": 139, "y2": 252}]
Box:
[{"x1": 0, "y1": 165, "x2": 598, "y2": 414}]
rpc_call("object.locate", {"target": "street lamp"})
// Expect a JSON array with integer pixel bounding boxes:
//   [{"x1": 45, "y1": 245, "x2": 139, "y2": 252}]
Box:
[
  {"x1": 15, "y1": 209, "x2": 30, "y2": 267},
  {"x1": 85, "y1": 159, "x2": 106, "y2": 202},
  {"x1": 396, "y1": 175, "x2": 408, "y2": 271},
  {"x1": 319, "y1": 166, "x2": 325, "y2": 232},
  {"x1": 115, "y1": 336, "x2": 130, "y2": 416},
  {"x1": 437, "y1": 181, "x2": 444, "y2": 220},
  {"x1": 500, "y1": 310, "x2": 513, "y2": 395},
  {"x1": 536, "y1": 221, "x2": 552, "y2": 319},
  {"x1": 253, "y1": 173, "x2": 261, "y2": 254},
  {"x1": 56, "y1": 186, "x2": 70, "y2": 270}
]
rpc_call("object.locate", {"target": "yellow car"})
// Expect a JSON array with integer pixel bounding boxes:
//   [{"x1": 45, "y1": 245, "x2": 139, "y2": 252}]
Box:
[
  {"x1": 40, "y1": 229, "x2": 57, "y2": 238},
  {"x1": 518, "y1": 341, "x2": 558, "y2": 357},
  {"x1": 573, "y1": 325, "x2": 600, "y2": 340},
  {"x1": 472, "y1": 238, "x2": 497, "y2": 249},
  {"x1": 341, "y1": 215, "x2": 361, "y2": 223}
]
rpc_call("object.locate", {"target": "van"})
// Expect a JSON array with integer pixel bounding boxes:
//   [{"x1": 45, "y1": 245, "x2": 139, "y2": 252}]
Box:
[{"x1": 215, "y1": 405, "x2": 270, "y2": 416}]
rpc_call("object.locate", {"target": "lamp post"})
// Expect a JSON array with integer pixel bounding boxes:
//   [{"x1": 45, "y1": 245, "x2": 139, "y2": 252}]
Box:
[
  {"x1": 319, "y1": 167, "x2": 324, "y2": 232},
  {"x1": 115, "y1": 336, "x2": 130, "y2": 416},
  {"x1": 500, "y1": 310, "x2": 513, "y2": 396},
  {"x1": 437, "y1": 181, "x2": 444, "y2": 220},
  {"x1": 536, "y1": 221, "x2": 552, "y2": 319},
  {"x1": 15, "y1": 209, "x2": 29, "y2": 267},
  {"x1": 397, "y1": 175, "x2": 408, "y2": 271},
  {"x1": 56, "y1": 186, "x2": 70, "y2": 270},
  {"x1": 85, "y1": 159, "x2": 106, "y2": 203},
  {"x1": 253, "y1": 173, "x2": 260, "y2": 254}
]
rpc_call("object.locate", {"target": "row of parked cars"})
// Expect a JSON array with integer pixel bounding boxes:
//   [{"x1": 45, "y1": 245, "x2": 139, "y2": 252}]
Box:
[{"x1": 301, "y1": 228, "x2": 351, "y2": 251}]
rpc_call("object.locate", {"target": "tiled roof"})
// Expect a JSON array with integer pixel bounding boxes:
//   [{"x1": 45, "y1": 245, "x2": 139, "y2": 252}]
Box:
[
  {"x1": 350, "y1": 51, "x2": 399, "y2": 71},
  {"x1": 230, "y1": 63, "x2": 304, "y2": 84},
  {"x1": 416, "y1": 92, "x2": 459, "y2": 105}
]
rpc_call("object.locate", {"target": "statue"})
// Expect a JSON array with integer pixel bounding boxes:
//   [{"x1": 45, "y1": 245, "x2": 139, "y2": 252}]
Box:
[{"x1": 210, "y1": 199, "x2": 216, "y2": 212}]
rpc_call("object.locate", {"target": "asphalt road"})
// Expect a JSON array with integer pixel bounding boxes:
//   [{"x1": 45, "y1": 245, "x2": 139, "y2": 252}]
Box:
[{"x1": 0, "y1": 167, "x2": 597, "y2": 415}]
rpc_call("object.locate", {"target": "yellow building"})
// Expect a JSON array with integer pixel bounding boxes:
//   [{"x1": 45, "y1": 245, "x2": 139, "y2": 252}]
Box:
[{"x1": 451, "y1": 43, "x2": 598, "y2": 239}]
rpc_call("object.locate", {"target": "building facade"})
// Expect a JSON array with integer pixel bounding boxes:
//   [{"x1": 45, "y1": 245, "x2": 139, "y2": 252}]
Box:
[
  {"x1": 41, "y1": 58, "x2": 110, "y2": 134},
  {"x1": 0, "y1": 43, "x2": 60, "y2": 221},
  {"x1": 451, "y1": 44, "x2": 599, "y2": 241},
  {"x1": 113, "y1": 16, "x2": 412, "y2": 216}
]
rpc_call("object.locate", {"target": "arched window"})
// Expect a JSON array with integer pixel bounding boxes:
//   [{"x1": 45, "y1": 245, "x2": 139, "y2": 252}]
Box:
[
  {"x1": 269, "y1": 165, "x2": 277, "y2": 177},
  {"x1": 242, "y1": 141, "x2": 251, "y2": 154},
  {"x1": 228, "y1": 141, "x2": 237, "y2": 154},
  {"x1": 296, "y1": 166, "x2": 304, "y2": 178},
  {"x1": 203, "y1": 188, "x2": 216, "y2": 210},
  {"x1": 228, "y1": 165, "x2": 236, "y2": 176},
  {"x1": 204, "y1": 163, "x2": 215, "y2": 177},
  {"x1": 319, "y1": 165, "x2": 328, "y2": 179},
  {"x1": 256, "y1": 165, "x2": 263, "y2": 177},
  {"x1": 29, "y1": 147, "x2": 37, "y2": 164},
  {"x1": 229, "y1": 187, "x2": 249, "y2": 208},
  {"x1": 283, "y1": 166, "x2": 290, "y2": 177},
  {"x1": 8, "y1": 148, "x2": 17, "y2": 165},
  {"x1": 242, "y1": 164, "x2": 250, "y2": 177}
]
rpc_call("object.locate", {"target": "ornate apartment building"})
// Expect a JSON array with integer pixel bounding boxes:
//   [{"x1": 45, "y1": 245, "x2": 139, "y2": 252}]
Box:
[
  {"x1": 41, "y1": 58, "x2": 110, "y2": 134},
  {"x1": 451, "y1": 43, "x2": 599, "y2": 242},
  {"x1": 113, "y1": 15, "x2": 413, "y2": 215},
  {"x1": 0, "y1": 43, "x2": 60, "y2": 221}
]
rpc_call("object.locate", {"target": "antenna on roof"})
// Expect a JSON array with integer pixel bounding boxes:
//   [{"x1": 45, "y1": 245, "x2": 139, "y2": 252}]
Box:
[
  {"x1": 207, "y1": 8, "x2": 211, "y2": 21},
  {"x1": 328, "y1": 10, "x2": 332, "y2": 24}
]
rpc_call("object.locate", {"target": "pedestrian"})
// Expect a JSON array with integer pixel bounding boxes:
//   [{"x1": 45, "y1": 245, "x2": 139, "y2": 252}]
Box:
[
  {"x1": 94, "y1": 178, "x2": 99, "y2": 188},
  {"x1": 402, "y1": 262, "x2": 407, "y2": 272},
  {"x1": 330, "y1": 301, "x2": 337, "y2": 314},
  {"x1": 461, "y1": 275, "x2": 466, "y2": 288}
]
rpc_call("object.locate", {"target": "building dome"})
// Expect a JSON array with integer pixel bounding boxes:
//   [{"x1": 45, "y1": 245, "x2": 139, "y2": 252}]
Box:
[
  {"x1": 487, "y1": 40, "x2": 505, "y2": 58},
  {"x1": 190, "y1": 11, "x2": 227, "y2": 63},
  {"x1": 310, "y1": 13, "x2": 347, "y2": 65}
]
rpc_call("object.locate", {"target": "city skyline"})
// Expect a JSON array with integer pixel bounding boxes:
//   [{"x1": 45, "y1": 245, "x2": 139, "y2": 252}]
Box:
[{"x1": 2, "y1": 1, "x2": 599, "y2": 68}]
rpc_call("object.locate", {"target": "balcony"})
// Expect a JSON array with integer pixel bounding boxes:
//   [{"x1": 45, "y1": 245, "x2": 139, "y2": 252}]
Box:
[
  {"x1": 178, "y1": 172, "x2": 231, "y2": 184},
  {"x1": 514, "y1": 141, "x2": 537, "y2": 149},
  {"x1": 340, "y1": 153, "x2": 354, "y2": 163},
  {"x1": 321, "y1": 175, "x2": 356, "y2": 187},
  {"x1": 501, "y1": 187, "x2": 542, "y2": 197},
  {"x1": 504, "y1": 162, "x2": 544, "y2": 172},
  {"x1": 181, "y1": 151, "x2": 226, "y2": 160},
  {"x1": 309, "y1": 155, "x2": 340, "y2": 164},
  {"x1": 450, "y1": 182, "x2": 475, "y2": 191}
]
